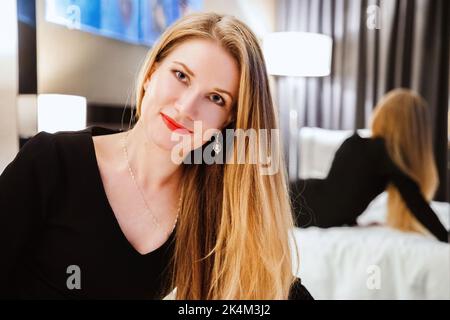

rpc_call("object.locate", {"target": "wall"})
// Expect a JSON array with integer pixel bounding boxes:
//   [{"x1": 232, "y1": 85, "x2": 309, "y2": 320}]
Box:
[
  {"x1": 36, "y1": 0, "x2": 148, "y2": 106},
  {"x1": 203, "y1": 0, "x2": 276, "y2": 39},
  {"x1": 36, "y1": 0, "x2": 276, "y2": 106},
  {"x1": 0, "y1": 0, "x2": 19, "y2": 173}
]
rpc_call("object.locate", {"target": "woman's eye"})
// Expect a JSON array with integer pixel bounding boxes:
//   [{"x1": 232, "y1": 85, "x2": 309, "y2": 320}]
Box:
[
  {"x1": 210, "y1": 94, "x2": 225, "y2": 106},
  {"x1": 174, "y1": 70, "x2": 188, "y2": 83}
]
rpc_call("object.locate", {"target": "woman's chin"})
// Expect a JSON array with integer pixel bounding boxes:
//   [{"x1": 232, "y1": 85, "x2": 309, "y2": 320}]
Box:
[
  {"x1": 149, "y1": 129, "x2": 205, "y2": 162},
  {"x1": 151, "y1": 136, "x2": 175, "y2": 151},
  {"x1": 150, "y1": 132, "x2": 184, "y2": 152}
]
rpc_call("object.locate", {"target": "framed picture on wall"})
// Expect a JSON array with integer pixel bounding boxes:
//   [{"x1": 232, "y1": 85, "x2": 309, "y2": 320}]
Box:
[
  {"x1": 140, "y1": 0, "x2": 203, "y2": 46},
  {"x1": 44, "y1": 0, "x2": 203, "y2": 46}
]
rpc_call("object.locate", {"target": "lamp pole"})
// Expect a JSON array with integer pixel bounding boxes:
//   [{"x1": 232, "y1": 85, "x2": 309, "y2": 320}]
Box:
[{"x1": 263, "y1": 32, "x2": 332, "y2": 181}]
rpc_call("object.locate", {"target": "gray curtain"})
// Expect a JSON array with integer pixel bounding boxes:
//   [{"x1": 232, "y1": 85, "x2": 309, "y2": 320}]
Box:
[{"x1": 276, "y1": 0, "x2": 449, "y2": 201}]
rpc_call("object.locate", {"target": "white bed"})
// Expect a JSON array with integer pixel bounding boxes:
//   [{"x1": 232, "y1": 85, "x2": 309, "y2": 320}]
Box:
[{"x1": 291, "y1": 127, "x2": 450, "y2": 300}]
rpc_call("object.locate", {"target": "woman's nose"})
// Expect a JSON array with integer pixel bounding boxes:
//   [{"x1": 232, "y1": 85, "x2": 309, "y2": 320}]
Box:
[{"x1": 175, "y1": 89, "x2": 200, "y2": 118}]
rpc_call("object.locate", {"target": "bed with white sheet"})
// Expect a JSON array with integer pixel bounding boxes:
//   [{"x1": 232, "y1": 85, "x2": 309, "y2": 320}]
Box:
[{"x1": 291, "y1": 127, "x2": 450, "y2": 300}]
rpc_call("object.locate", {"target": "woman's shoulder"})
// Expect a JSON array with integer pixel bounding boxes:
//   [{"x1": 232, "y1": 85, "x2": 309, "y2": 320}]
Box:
[
  {"x1": 51, "y1": 125, "x2": 120, "y2": 143},
  {"x1": 24, "y1": 126, "x2": 90, "y2": 147},
  {"x1": 7, "y1": 126, "x2": 117, "y2": 176},
  {"x1": 25, "y1": 126, "x2": 121, "y2": 154},
  {"x1": 340, "y1": 132, "x2": 386, "y2": 152},
  {"x1": 8, "y1": 130, "x2": 61, "y2": 169},
  {"x1": 1, "y1": 132, "x2": 60, "y2": 196},
  {"x1": 340, "y1": 132, "x2": 366, "y2": 147},
  {"x1": 334, "y1": 132, "x2": 370, "y2": 156},
  {"x1": 342, "y1": 131, "x2": 382, "y2": 143},
  {"x1": 288, "y1": 278, "x2": 314, "y2": 300},
  {"x1": 16, "y1": 129, "x2": 82, "y2": 166}
]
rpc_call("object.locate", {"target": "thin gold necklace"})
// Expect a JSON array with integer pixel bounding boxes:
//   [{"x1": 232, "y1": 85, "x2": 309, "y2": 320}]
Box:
[{"x1": 122, "y1": 131, "x2": 180, "y2": 238}]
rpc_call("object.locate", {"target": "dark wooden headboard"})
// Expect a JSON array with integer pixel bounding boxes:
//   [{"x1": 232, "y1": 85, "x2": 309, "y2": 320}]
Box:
[{"x1": 87, "y1": 103, "x2": 135, "y2": 131}]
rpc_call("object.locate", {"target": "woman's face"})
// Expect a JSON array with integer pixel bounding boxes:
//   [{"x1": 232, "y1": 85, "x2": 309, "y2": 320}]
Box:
[{"x1": 139, "y1": 38, "x2": 239, "y2": 155}]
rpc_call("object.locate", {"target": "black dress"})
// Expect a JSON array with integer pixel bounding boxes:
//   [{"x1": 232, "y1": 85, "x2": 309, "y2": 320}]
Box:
[
  {"x1": 290, "y1": 133, "x2": 448, "y2": 243},
  {"x1": 0, "y1": 126, "x2": 312, "y2": 300}
]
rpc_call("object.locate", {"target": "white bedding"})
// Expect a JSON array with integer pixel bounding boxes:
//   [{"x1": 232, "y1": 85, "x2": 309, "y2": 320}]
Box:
[
  {"x1": 291, "y1": 194, "x2": 450, "y2": 300},
  {"x1": 292, "y1": 127, "x2": 450, "y2": 299}
]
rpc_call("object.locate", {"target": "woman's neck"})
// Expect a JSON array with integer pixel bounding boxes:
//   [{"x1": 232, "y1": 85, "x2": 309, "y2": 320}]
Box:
[{"x1": 124, "y1": 120, "x2": 182, "y2": 193}]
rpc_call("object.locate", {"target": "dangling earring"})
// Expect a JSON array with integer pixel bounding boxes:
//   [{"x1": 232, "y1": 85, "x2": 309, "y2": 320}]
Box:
[{"x1": 213, "y1": 132, "x2": 222, "y2": 154}]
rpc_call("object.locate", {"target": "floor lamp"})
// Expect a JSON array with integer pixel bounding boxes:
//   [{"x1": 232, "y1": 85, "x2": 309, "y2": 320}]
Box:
[{"x1": 263, "y1": 32, "x2": 332, "y2": 181}]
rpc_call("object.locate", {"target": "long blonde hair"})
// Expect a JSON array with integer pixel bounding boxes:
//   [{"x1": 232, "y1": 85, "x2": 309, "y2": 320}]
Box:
[
  {"x1": 134, "y1": 13, "x2": 297, "y2": 299},
  {"x1": 371, "y1": 89, "x2": 438, "y2": 235}
]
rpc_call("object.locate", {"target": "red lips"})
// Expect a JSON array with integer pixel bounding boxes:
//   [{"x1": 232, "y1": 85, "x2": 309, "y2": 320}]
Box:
[{"x1": 160, "y1": 112, "x2": 193, "y2": 134}]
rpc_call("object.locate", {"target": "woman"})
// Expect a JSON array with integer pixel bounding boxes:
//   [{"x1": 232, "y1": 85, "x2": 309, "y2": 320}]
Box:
[
  {"x1": 0, "y1": 13, "x2": 311, "y2": 299},
  {"x1": 290, "y1": 89, "x2": 448, "y2": 243}
]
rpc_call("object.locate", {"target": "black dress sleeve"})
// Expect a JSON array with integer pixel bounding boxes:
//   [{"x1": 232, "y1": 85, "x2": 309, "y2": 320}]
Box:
[
  {"x1": 377, "y1": 141, "x2": 448, "y2": 243},
  {"x1": 0, "y1": 132, "x2": 57, "y2": 294}
]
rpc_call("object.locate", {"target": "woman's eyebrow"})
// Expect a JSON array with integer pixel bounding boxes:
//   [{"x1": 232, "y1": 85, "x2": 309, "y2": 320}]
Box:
[
  {"x1": 173, "y1": 61, "x2": 234, "y2": 103},
  {"x1": 214, "y1": 88, "x2": 234, "y2": 102},
  {"x1": 173, "y1": 61, "x2": 195, "y2": 77}
]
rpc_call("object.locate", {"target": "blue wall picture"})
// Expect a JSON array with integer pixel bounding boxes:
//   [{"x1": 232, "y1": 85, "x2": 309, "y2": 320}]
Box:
[{"x1": 45, "y1": 0, "x2": 203, "y2": 46}]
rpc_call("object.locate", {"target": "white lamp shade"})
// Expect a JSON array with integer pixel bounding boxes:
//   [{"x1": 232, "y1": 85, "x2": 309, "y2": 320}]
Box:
[
  {"x1": 263, "y1": 32, "x2": 333, "y2": 77},
  {"x1": 37, "y1": 94, "x2": 87, "y2": 133}
]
